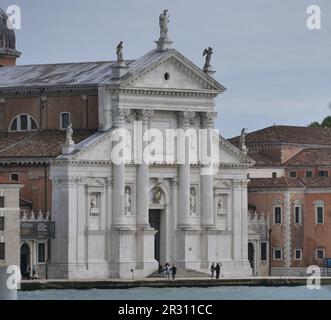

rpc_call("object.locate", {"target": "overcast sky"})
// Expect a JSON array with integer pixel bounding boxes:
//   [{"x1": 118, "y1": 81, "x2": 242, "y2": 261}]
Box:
[{"x1": 2, "y1": 0, "x2": 331, "y2": 137}]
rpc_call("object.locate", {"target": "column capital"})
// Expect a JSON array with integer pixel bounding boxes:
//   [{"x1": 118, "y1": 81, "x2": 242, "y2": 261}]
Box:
[
  {"x1": 170, "y1": 177, "x2": 179, "y2": 189},
  {"x1": 200, "y1": 112, "x2": 217, "y2": 128},
  {"x1": 107, "y1": 176, "x2": 114, "y2": 186},
  {"x1": 137, "y1": 109, "x2": 154, "y2": 125},
  {"x1": 232, "y1": 178, "x2": 249, "y2": 189},
  {"x1": 113, "y1": 108, "x2": 134, "y2": 125},
  {"x1": 179, "y1": 111, "x2": 197, "y2": 127}
]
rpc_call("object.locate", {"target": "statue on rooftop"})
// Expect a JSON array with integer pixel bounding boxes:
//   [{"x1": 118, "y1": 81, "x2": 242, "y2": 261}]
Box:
[
  {"x1": 203, "y1": 47, "x2": 213, "y2": 72},
  {"x1": 66, "y1": 123, "x2": 74, "y2": 145},
  {"x1": 159, "y1": 10, "x2": 170, "y2": 40},
  {"x1": 116, "y1": 41, "x2": 124, "y2": 63},
  {"x1": 239, "y1": 128, "x2": 248, "y2": 154}
]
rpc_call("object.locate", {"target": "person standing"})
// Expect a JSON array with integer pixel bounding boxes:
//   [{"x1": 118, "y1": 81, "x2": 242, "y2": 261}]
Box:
[
  {"x1": 26, "y1": 265, "x2": 31, "y2": 280},
  {"x1": 164, "y1": 263, "x2": 170, "y2": 280},
  {"x1": 215, "y1": 263, "x2": 220, "y2": 279},
  {"x1": 171, "y1": 265, "x2": 177, "y2": 280},
  {"x1": 210, "y1": 263, "x2": 215, "y2": 279}
]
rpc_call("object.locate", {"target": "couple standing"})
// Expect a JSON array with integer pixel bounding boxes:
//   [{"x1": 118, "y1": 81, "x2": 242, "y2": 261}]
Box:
[{"x1": 210, "y1": 262, "x2": 222, "y2": 279}]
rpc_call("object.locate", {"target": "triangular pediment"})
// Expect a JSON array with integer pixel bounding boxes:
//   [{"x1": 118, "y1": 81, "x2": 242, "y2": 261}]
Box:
[
  {"x1": 121, "y1": 49, "x2": 226, "y2": 93},
  {"x1": 217, "y1": 135, "x2": 255, "y2": 166}
]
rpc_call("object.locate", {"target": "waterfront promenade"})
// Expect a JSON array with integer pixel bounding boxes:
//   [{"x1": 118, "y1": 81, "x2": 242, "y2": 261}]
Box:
[{"x1": 20, "y1": 276, "x2": 331, "y2": 291}]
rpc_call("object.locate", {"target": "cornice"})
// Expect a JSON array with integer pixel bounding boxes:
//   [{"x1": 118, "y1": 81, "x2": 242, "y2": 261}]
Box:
[{"x1": 109, "y1": 86, "x2": 218, "y2": 98}]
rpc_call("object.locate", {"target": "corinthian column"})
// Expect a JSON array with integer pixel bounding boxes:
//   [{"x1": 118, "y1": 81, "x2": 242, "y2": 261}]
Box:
[
  {"x1": 200, "y1": 112, "x2": 217, "y2": 228},
  {"x1": 112, "y1": 108, "x2": 132, "y2": 227},
  {"x1": 177, "y1": 111, "x2": 195, "y2": 227},
  {"x1": 136, "y1": 109, "x2": 154, "y2": 227}
]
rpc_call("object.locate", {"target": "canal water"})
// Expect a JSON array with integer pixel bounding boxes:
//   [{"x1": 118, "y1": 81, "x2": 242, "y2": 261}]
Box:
[{"x1": 18, "y1": 285, "x2": 331, "y2": 300}]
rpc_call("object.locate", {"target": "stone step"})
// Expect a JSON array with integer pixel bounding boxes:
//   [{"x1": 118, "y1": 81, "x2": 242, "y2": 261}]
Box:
[{"x1": 148, "y1": 268, "x2": 210, "y2": 278}]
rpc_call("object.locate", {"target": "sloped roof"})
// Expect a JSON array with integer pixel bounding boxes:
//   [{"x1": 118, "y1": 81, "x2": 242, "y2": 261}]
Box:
[
  {"x1": 249, "y1": 177, "x2": 303, "y2": 189},
  {"x1": 249, "y1": 177, "x2": 331, "y2": 189},
  {"x1": 300, "y1": 177, "x2": 331, "y2": 188},
  {"x1": 229, "y1": 126, "x2": 331, "y2": 146},
  {"x1": 0, "y1": 48, "x2": 225, "y2": 91},
  {"x1": 283, "y1": 148, "x2": 331, "y2": 166},
  {"x1": 247, "y1": 151, "x2": 281, "y2": 166},
  {"x1": 0, "y1": 60, "x2": 133, "y2": 88},
  {"x1": 0, "y1": 130, "x2": 95, "y2": 159}
]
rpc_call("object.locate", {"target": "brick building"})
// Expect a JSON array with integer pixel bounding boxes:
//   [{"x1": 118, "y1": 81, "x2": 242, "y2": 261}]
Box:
[
  {"x1": 0, "y1": 176, "x2": 21, "y2": 268},
  {"x1": 0, "y1": 9, "x2": 97, "y2": 277},
  {"x1": 230, "y1": 125, "x2": 331, "y2": 275}
]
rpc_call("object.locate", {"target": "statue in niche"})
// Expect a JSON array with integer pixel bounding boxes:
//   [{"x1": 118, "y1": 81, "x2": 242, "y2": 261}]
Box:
[
  {"x1": 125, "y1": 186, "x2": 132, "y2": 214},
  {"x1": 159, "y1": 9, "x2": 170, "y2": 40},
  {"x1": 90, "y1": 195, "x2": 100, "y2": 217},
  {"x1": 152, "y1": 187, "x2": 162, "y2": 204},
  {"x1": 190, "y1": 187, "x2": 196, "y2": 215},
  {"x1": 217, "y1": 195, "x2": 226, "y2": 217}
]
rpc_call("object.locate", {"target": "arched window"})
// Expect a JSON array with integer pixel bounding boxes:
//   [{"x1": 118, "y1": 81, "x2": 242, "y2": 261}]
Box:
[{"x1": 9, "y1": 114, "x2": 38, "y2": 132}]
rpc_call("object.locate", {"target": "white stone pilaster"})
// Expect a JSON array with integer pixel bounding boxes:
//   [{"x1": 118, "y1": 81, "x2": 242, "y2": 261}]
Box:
[
  {"x1": 136, "y1": 109, "x2": 153, "y2": 227},
  {"x1": 232, "y1": 179, "x2": 242, "y2": 261},
  {"x1": 283, "y1": 191, "x2": 292, "y2": 269},
  {"x1": 200, "y1": 112, "x2": 217, "y2": 228},
  {"x1": 177, "y1": 111, "x2": 195, "y2": 228},
  {"x1": 112, "y1": 108, "x2": 133, "y2": 228},
  {"x1": 241, "y1": 179, "x2": 249, "y2": 261}
]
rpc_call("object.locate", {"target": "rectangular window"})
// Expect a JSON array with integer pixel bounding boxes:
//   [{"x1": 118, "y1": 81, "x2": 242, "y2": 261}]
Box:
[
  {"x1": 318, "y1": 171, "x2": 328, "y2": 177},
  {"x1": 0, "y1": 242, "x2": 5, "y2": 260},
  {"x1": 60, "y1": 113, "x2": 70, "y2": 130},
  {"x1": 289, "y1": 171, "x2": 297, "y2": 178},
  {"x1": 20, "y1": 114, "x2": 28, "y2": 131},
  {"x1": 261, "y1": 242, "x2": 267, "y2": 261},
  {"x1": 316, "y1": 206, "x2": 324, "y2": 224},
  {"x1": 305, "y1": 171, "x2": 313, "y2": 178},
  {"x1": 0, "y1": 197, "x2": 4, "y2": 208},
  {"x1": 272, "y1": 172, "x2": 277, "y2": 179},
  {"x1": 10, "y1": 173, "x2": 19, "y2": 182},
  {"x1": 316, "y1": 249, "x2": 325, "y2": 260},
  {"x1": 0, "y1": 216, "x2": 4, "y2": 231},
  {"x1": 38, "y1": 243, "x2": 46, "y2": 263},
  {"x1": 273, "y1": 248, "x2": 282, "y2": 260},
  {"x1": 274, "y1": 206, "x2": 282, "y2": 224},
  {"x1": 295, "y1": 249, "x2": 302, "y2": 260},
  {"x1": 294, "y1": 206, "x2": 302, "y2": 224}
]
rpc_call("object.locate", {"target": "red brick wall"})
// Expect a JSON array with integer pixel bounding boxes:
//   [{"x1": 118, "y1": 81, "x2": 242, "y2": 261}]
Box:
[
  {"x1": 0, "y1": 56, "x2": 16, "y2": 66},
  {"x1": 249, "y1": 189, "x2": 331, "y2": 268},
  {"x1": 1, "y1": 94, "x2": 98, "y2": 131},
  {"x1": 0, "y1": 165, "x2": 52, "y2": 213}
]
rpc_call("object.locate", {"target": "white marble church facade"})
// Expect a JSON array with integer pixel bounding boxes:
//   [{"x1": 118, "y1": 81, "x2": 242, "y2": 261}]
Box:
[{"x1": 49, "y1": 16, "x2": 254, "y2": 280}]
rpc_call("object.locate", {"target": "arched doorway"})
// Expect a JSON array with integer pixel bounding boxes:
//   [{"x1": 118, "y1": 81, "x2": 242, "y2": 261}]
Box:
[
  {"x1": 248, "y1": 242, "x2": 255, "y2": 275},
  {"x1": 20, "y1": 243, "x2": 30, "y2": 278},
  {"x1": 149, "y1": 183, "x2": 169, "y2": 266}
]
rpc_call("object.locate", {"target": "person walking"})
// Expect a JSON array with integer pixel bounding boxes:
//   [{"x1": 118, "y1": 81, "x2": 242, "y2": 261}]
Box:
[
  {"x1": 210, "y1": 263, "x2": 215, "y2": 279},
  {"x1": 171, "y1": 265, "x2": 177, "y2": 280},
  {"x1": 215, "y1": 263, "x2": 220, "y2": 279}
]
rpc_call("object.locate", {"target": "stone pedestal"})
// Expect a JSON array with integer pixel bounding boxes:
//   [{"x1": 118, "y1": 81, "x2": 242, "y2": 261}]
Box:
[
  {"x1": 62, "y1": 144, "x2": 75, "y2": 154},
  {"x1": 155, "y1": 40, "x2": 173, "y2": 51}
]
